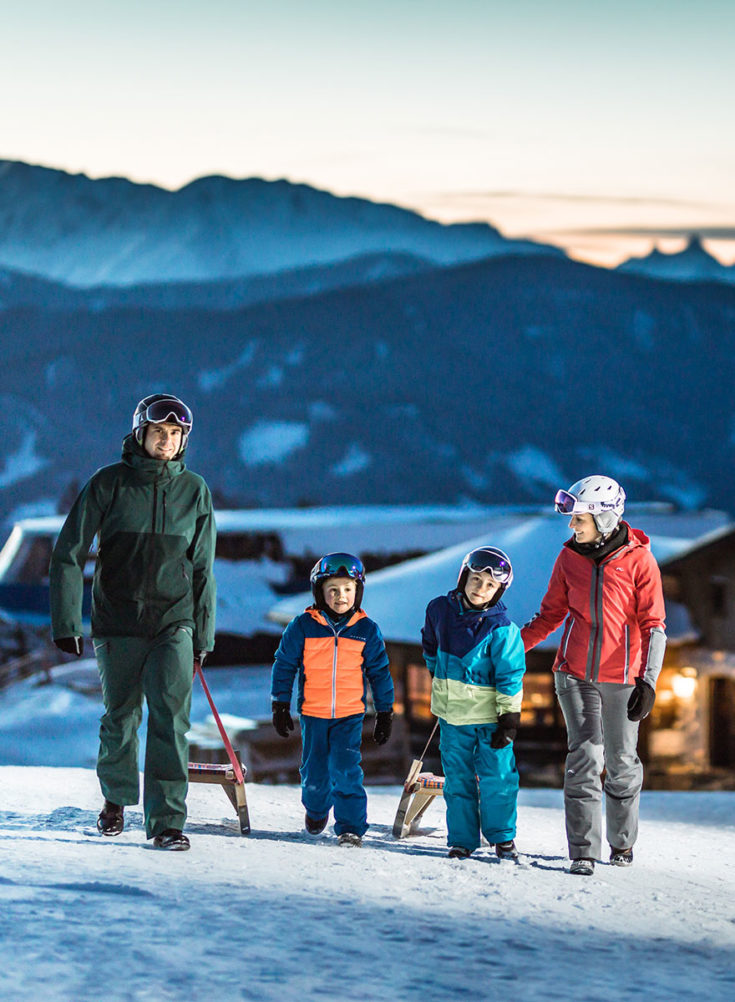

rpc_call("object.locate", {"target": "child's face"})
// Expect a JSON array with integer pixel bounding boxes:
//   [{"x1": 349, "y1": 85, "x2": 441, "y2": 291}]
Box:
[
  {"x1": 464, "y1": 570, "x2": 501, "y2": 606},
  {"x1": 323, "y1": 576, "x2": 357, "y2": 614}
]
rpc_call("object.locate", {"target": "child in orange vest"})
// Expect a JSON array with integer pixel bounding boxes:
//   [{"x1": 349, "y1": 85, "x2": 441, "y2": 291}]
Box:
[{"x1": 271, "y1": 553, "x2": 394, "y2": 846}]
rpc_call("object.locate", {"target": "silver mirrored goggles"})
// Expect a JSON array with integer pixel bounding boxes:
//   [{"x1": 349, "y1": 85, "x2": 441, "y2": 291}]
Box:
[
  {"x1": 554, "y1": 489, "x2": 579, "y2": 514},
  {"x1": 313, "y1": 553, "x2": 365, "y2": 581},
  {"x1": 464, "y1": 550, "x2": 512, "y2": 584},
  {"x1": 144, "y1": 399, "x2": 193, "y2": 429}
]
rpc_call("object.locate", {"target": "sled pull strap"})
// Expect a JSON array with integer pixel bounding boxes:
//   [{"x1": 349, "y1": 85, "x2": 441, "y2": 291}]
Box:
[
  {"x1": 418, "y1": 719, "x2": 440, "y2": 762},
  {"x1": 194, "y1": 661, "x2": 245, "y2": 786}
]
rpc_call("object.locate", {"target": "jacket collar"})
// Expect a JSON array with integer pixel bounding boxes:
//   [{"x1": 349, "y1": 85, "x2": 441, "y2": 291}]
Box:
[
  {"x1": 447, "y1": 589, "x2": 509, "y2": 622},
  {"x1": 306, "y1": 606, "x2": 366, "y2": 629},
  {"x1": 121, "y1": 433, "x2": 186, "y2": 483}
]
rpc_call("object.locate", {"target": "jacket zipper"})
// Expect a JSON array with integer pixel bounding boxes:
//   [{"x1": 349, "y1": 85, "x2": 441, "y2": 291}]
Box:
[
  {"x1": 588, "y1": 547, "x2": 629, "y2": 681},
  {"x1": 145, "y1": 477, "x2": 161, "y2": 634},
  {"x1": 586, "y1": 565, "x2": 602, "y2": 681},
  {"x1": 327, "y1": 618, "x2": 348, "y2": 717}
]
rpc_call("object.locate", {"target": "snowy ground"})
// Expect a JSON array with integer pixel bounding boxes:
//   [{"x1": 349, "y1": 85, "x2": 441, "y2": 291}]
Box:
[{"x1": 0, "y1": 768, "x2": 733, "y2": 1002}]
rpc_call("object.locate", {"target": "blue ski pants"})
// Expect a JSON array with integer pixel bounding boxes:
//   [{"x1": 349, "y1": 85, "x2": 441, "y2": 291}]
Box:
[
  {"x1": 439, "y1": 719, "x2": 519, "y2": 850},
  {"x1": 300, "y1": 713, "x2": 368, "y2": 836}
]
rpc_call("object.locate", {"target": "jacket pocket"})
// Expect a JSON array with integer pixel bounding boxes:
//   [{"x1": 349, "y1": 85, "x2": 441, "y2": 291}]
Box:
[{"x1": 561, "y1": 616, "x2": 575, "y2": 657}]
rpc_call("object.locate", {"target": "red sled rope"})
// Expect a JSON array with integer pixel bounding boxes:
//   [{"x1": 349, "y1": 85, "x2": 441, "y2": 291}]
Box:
[{"x1": 193, "y1": 660, "x2": 245, "y2": 786}]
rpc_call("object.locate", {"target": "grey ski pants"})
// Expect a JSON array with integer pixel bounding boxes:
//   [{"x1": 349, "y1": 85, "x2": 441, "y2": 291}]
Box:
[{"x1": 554, "y1": 672, "x2": 643, "y2": 861}]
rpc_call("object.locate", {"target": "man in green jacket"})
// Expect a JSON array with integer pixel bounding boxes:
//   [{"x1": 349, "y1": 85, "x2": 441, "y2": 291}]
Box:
[{"x1": 50, "y1": 393, "x2": 216, "y2": 851}]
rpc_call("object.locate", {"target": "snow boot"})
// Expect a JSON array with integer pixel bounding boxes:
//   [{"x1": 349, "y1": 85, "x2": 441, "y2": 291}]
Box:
[
  {"x1": 495, "y1": 840, "x2": 519, "y2": 860},
  {"x1": 569, "y1": 858, "x2": 595, "y2": 876},
  {"x1": 610, "y1": 846, "x2": 634, "y2": 867},
  {"x1": 97, "y1": 800, "x2": 124, "y2": 837},
  {"x1": 153, "y1": 829, "x2": 190, "y2": 851},
  {"x1": 305, "y1": 813, "x2": 329, "y2": 835},
  {"x1": 337, "y1": 832, "x2": 362, "y2": 847},
  {"x1": 447, "y1": 846, "x2": 472, "y2": 859}
]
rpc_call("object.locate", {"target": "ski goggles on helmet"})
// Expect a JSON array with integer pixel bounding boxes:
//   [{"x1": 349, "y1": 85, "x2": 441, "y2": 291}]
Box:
[
  {"x1": 555, "y1": 489, "x2": 618, "y2": 514},
  {"x1": 143, "y1": 399, "x2": 193, "y2": 429},
  {"x1": 310, "y1": 553, "x2": 366, "y2": 584},
  {"x1": 462, "y1": 548, "x2": 513, "y2": 584},
  {"x1": 554, "y1": 489, "x2": 581, "y2": 514}
]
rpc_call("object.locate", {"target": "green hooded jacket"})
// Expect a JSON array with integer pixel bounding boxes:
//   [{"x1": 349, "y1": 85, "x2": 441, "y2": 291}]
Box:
[{"x1": 50, "y1": 434, "x2": 216, "y2": 650}]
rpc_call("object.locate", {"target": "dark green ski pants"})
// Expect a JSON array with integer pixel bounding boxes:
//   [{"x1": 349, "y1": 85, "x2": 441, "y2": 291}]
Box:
[{"x1": 93, "y1": 625, "x2": 193, "y2": 838}]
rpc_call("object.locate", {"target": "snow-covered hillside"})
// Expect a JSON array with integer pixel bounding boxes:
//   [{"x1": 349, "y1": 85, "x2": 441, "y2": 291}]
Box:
[
  {"x1": 0, "y1": 161, "x2": 559, "y2": 287},
  {"x1": 1, "y1": 767, "x2": 733, "y2": 1002}
]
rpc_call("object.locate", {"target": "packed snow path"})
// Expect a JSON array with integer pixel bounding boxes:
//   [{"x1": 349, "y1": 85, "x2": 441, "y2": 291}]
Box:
[{"x1": 0, "y1": 768, "x2": 733, "y2": 1001}]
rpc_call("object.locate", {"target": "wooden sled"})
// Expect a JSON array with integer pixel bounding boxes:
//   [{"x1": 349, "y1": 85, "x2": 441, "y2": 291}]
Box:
[
  {"x1": 392, "y1": 758, "x2": 445, "y2": 839},
  {"x1": 188, "y1": 758, "x2": 251, "y2": 834}
]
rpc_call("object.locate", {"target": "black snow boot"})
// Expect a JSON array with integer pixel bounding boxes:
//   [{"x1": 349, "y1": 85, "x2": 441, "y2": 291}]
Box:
[
  {"x1": 97, "y1": 800, "x2": 124, "y2": 836},
  {"x1": 153, "y1": 829, "x2": 190, "y2": 851},
  {"x1": 495, "y1": 840, "x2": 519, "y2": 860},
  {"x1": 305, "y1": 813, "x2": 329, "y2": 835},
  {"x1": 447, "y1": 846, "x2": 472, "y2": 859},
  {"x1": 609, "y1": 846, "x2": 634, "y2": 867}
]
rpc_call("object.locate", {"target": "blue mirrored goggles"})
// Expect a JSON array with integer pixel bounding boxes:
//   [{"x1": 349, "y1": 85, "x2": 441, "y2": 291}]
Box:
[
  {"x1": 144, "y1": 399, "x2": 193, "y2": 429},
  {"x1": 554, "y1": 489, "x2": 579, "y2": 514},
  {"x1": 311, "y1": 552, "x2": 365, "y2": 582},
  {"x1": 463, "y1": 549, "x2": 512, "y2": 584}
]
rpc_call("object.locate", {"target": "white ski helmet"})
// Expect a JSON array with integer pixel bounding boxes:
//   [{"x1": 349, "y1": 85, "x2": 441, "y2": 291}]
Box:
[{"x1": 554, "y1": 476, "x2": 626, "y2": 535}]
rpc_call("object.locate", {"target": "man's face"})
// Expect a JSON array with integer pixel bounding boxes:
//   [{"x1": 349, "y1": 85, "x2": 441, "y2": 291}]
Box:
[
  {"x1": 323, "y1": 576, "x2": 357, "y2": 614},
  {"x1": 144, "y1": 422, "x2": 183, "y2": 460}
]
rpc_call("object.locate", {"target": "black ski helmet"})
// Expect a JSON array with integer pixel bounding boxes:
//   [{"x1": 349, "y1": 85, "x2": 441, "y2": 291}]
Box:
[
  {"x1": 132, "y1": 393, "x2": 193, "y2": 457},
  {"x1": 309, "y1": 552, "x2": 366, "y2": 612},
  {"x1": 457, "y1": 546, "x2": 514, "y2": 608}
]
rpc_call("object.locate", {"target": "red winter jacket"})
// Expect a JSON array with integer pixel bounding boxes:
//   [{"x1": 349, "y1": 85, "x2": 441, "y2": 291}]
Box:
[{"x1": 521, "y1": 523, "x2": 666, "y2": 685}]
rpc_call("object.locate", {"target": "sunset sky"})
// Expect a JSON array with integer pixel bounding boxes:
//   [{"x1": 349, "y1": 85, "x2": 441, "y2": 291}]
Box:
[{"x1": 2, "y1": 0, "x2": 733, "y2": 266}]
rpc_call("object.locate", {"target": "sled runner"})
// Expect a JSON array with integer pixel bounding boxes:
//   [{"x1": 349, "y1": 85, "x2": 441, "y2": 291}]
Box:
[
  {"x1": 187, "y1": 759, "x2": 250, "y2": 834},
  {"x1": 393, "y1": 720, "x2": 444, "y2": 839},
  {"x1": 188, "y1": 661, "x2": 251, "y2": 834},
  {"x1": 392, "y1": 758, "x2": 444, "y2": 838}
]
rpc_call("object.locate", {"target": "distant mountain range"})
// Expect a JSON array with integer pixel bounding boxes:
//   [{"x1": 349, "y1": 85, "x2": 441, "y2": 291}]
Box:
[
  {"x1": 0, "y1": 160, "x2": 560, "y2": 288},
  {"x1": 1, "y1": 250, "x2": 734, "y2": 522},
  {"x1": 617, "y1": 236, "x2": 735, "y2": 285}
]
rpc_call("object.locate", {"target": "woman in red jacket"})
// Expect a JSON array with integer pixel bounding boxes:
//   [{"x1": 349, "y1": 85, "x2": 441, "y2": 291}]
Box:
[{"x1": 521, "y1": 476, "x2": 666, "y2": 876}]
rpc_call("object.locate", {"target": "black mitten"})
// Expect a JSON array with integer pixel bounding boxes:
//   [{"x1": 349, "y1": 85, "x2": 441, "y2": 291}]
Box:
[
  {"x1": 54, "y1": 636, "x2": 83, "y2": 657},
  {"x1": 272, "y1": 701, "x2": 295, "y2": 738},
  {"x1": 627, "y1": 679, "x2": 655, "y2": 721},
  {"x1": 491, "y1": 712, "x2": 520, "y2": 749},
  {"x1": 373, "y1": 710, "x2": 393, "y2": 746}
]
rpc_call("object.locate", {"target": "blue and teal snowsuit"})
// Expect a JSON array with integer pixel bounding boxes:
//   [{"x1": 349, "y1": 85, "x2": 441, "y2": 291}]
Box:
[{"x1": 422, "y1": 590, "x2": 526, "y2": 850}]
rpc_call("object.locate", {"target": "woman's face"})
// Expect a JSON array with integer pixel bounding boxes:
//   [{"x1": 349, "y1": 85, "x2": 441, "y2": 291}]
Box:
[{"x1": 569, "y1": 512, "x2": 601, "y2": 545}]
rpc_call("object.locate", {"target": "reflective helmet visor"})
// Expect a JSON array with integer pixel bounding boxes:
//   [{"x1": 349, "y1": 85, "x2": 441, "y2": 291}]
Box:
[
  {"x1": 144, "y1": 398, "x2": 193, "y2": 429},
  {"x1": 554, "y1": 489, "x2": 579, "y2": 514},
  {"x1": 311, "y1": 553, "x2": 365, "y2": 583},
  {"x1": 464, "y1": 549, "x2": 512, "y2": 584}
]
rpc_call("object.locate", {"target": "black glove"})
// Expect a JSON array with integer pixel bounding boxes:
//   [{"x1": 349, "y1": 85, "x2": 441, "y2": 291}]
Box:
[
  {"x1": 54, "y1": 636, "x2": 83, "y2": 657},
  {"x1": 373, "y1": 710, "x2": 393, "y2": 746},
  {"x1": 491, "y1": 712, "x2": 520, "y2": 749},
  {"x1": 627, "y1": 679, "x2": 655, "y2": 721},
  {"x1": 272, "y1": 701, "x2": 294, "y2": 738}
]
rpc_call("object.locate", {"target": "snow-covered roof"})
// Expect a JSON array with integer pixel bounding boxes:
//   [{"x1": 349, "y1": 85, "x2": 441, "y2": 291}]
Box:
[{"x1": 268, "y1": 511, "x2": 731, "y2": 648}]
